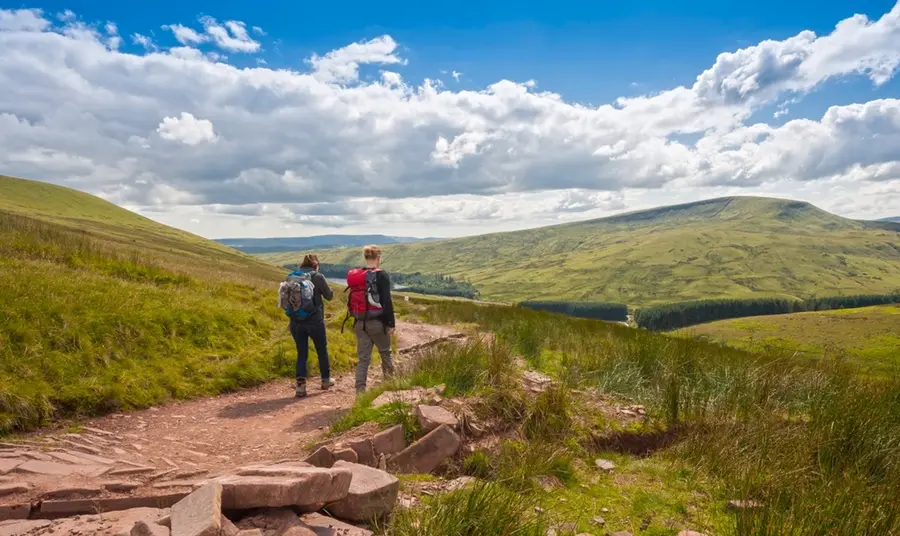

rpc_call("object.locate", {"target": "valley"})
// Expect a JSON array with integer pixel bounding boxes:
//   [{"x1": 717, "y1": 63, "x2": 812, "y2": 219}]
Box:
[{"x1": 263, "y1": 196, "x2": 900, "y2": 306}]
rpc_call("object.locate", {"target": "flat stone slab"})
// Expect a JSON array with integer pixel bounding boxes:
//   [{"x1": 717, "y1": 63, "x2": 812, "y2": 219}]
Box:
[
  {"x1": 14, "y1": 460, "x2": 107, "y2": 477},
  {"x1": 105, "y1": 481, "x2": 143, "y2": 492},
  {"x1": 109, "y1": 466, "x2": 157, "y2": 477},
  {"x1": 416, "y1": 405, "x2": 459, "y2": 433},
  {"x1": 36, "y1": 493, "x2": 188, "y2": 517},
  {"x1": 0, "y1": 483, "x2": 30, "y2": 497},
  {"x1": 171, "y1": 483, "x2": 222, "y2": 536},
  {"x1": 389, "y1": 424, "x2": 461, "y2": 474},
  {"x1": 371, "y1": 425, "x2": 405, "y2": 457},
  {"x1": 0, "y1": 460, "x2": 21, "y2": 475},
  {"x1": 326, "y1": 462, "x2": 399, "y2": 523},
  {"x1": 0, "y1": 504, "x2": 30, "y2": 522},
  {"x1": 214, "y1": 466, "x2": 352, "y2": 510},
  {"x1": 300, "y1": 513, "x2": 374, "y2": 536},
  {"x1": 42, "y1": 486, "x2": 102, "y2": 499},
  {"x1": 0, "y1": 519, "x2": 52, "y2": 536}
]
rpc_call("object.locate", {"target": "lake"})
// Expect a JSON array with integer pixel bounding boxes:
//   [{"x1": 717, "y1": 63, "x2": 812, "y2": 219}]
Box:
[{"x1": 326, "y1": 277, "x2": 407, "y2": 290}]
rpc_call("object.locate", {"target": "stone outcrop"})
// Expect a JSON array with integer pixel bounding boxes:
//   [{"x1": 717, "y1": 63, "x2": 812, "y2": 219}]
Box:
[
  {"x1": 415, "y1": 405, "x2": 459, "y2": 433},
  {"x1": 389, "y1": 424, "x2": 461, "y2": 474},
  {"x1": 326, "y1": 462, "x2": 400, "y2": 522}
]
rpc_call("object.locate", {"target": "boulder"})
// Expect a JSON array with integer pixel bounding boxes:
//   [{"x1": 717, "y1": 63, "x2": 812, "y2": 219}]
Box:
[
  {"x1": 416, "y1": 405, "x2": 459, "y2": 433},
  {"x1": 304, "y1": 447, "x2": 335, "y2": 469},
  {"x1": 326, "y1": 462, "x2": 400, "y2": 522},
  {"x1": 333, "y1": 448, "x2": 359, "y2": 464},
  {"x1": 214, "y1": 466, "x2": 352, "y2": 510},
  {"x1": 170, "y1": 482, "x2": 222, "y2": 536},
  {"x1": 347, "y1": 439, "x2": 377, "y2": 467},
  {"x1": 131, "y1": 520, "x2": 171, "y2": 536},
  {"x1": 371, "y1": 425, "x2": 405, "y2": 456},
  {"x1": 389, "y1": 424, "x2": 460, "y2": 474},
  {"x1": 300, "y1": 513, "x2": 374, "y2": 536}
]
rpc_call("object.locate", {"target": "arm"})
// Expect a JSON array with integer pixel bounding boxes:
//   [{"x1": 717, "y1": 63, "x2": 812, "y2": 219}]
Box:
[
  {"x1": 314, "y1": 272, "x2": 333, "y2": 301},
  {"x1": 377, "y1": 271, "x2": 396, "y2": 329}
]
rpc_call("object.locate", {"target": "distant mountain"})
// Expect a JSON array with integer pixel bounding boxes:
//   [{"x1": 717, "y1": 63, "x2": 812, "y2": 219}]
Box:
[
  {"x1": 264, "y1": 196, "x2": 900, "y2": 306},
  {"x1": 215, "y1": 234, "x2": 435, "y2": 254},
  {"x1": 880, "y1": 216, "x2": 900, "y2": 223}
]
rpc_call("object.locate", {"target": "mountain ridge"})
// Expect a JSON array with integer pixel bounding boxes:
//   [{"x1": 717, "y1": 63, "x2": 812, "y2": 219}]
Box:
[
  {"x1": 263, "y1": 195, "x2": 900, "y2": 306},
  {"x1": 215, "y1": 234, "x2": 436, "y2": 254}
]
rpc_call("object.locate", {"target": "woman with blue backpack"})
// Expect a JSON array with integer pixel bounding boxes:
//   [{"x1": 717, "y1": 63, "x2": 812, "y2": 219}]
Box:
[{"x1": 278, "y1": 254, "x2": 334, "y2": 398}]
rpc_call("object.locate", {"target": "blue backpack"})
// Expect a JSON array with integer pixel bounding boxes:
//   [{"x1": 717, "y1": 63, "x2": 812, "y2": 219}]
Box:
[{"x1": 278, "y1": 270, "x2": 317, "y2": 319}]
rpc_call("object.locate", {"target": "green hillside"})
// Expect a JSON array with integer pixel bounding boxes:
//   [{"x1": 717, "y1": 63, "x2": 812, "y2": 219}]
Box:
[
  {"x1": 677, "y1": 304, "x2": 900, "y2": 375},
  {"x1": 0, "y1": 175, "x2": 355, "y2": 434},
  {"x1": 264, "y1": 196, "x2": 900, "y2": 306}
]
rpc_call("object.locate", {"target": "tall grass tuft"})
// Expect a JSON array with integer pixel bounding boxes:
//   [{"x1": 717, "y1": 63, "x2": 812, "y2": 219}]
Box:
[{"x1": 385, "y1": 482, "x2": 549, "y2": 536}]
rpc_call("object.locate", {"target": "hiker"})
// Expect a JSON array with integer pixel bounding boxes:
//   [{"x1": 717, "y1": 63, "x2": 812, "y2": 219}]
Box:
[
  {"x1": 344, "y1": 245, "x2": 395, "y2": 394},
  {"x1": 279, "y1": 254, "x2": 334, "y2": 398}
]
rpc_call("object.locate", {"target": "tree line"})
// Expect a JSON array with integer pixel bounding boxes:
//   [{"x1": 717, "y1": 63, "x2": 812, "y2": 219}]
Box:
[
  {"x1": 519, "y1": 301, "x2": 628, "y2": 322},
  {"x1": 634, "y1": 292, "x2": 900, "y2": 331},
  {"x1": 284, "y1": 263, "x2": 481, "y2": 300}
]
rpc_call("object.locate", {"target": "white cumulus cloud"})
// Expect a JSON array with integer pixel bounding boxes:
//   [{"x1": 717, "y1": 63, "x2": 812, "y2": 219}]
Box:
[
  {"x1": 0, "y1": 5, "x2": 899, "y2": 237},
  {"x1": 156, "y1": 113, "x2": 218, "y2": 145}
]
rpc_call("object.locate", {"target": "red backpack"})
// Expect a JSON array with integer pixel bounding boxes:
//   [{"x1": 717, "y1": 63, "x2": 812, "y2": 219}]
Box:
[{"x1": 344, "y1": 267, "x2": 384, "y2": 323}]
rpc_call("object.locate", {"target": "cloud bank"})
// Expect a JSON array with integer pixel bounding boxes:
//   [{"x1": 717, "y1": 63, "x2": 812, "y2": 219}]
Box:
[{"x1": 1, "y1": 5, "x2": 900, "y2": 237}]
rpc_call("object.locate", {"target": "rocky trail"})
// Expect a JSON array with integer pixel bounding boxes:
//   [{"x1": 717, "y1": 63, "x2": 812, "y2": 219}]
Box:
[{"x1": 0, "y1": 320, "x2": 463, "y2": 535}]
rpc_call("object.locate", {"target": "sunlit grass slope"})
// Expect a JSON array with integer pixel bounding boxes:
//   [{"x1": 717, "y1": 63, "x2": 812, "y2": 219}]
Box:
[
  {"x1": 0, "y1": 175, "x2": 356, "y2": 434},
  {"x1": 678, "y1": 304, "x2": 900, "y2": 375}
]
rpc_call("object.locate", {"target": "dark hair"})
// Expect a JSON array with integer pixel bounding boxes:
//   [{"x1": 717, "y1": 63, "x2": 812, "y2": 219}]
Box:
[{"x1": 300, "y1": 254, "x2": 319, "y2": 269}]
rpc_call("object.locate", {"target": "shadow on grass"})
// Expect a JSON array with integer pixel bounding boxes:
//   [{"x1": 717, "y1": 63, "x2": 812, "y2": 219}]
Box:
[{"x1": 588, "y1": 424, "x2": 693, "y2": 456}]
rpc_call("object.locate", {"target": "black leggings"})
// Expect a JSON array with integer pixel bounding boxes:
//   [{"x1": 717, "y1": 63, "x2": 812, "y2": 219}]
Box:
[{"x1": 289, "y1": 320, "x2": 330, "y2": 381}]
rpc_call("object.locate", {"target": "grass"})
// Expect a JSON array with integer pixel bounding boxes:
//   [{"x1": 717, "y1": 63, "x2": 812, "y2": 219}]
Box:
[
  {"x1": 0, "y1": 175, "x2": 363, "y2": 434},
  {"x1": 678, "y1": 304, "x2": 900, "y2": 375},
  {"x1": 378, "y1": 299, "x2": 900, "y2": 535},
  {"x1": 264, "y1": 196, "x2": 900, "y2": 306}
]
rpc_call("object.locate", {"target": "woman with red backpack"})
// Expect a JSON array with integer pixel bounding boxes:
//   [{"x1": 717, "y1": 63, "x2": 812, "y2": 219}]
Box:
[{"x1": 344, "y1": 245, "x2": 395, "y2": 394}]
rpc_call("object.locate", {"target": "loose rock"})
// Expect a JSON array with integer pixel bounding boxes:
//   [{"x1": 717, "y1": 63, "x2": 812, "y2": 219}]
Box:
[
  {"x1": 282, "y1": 527, "x2": 316, "y2": 536},
  {"x1": 594, "y1": 459, "x2": 616, "y2": 473},
  {"x1": 390, "y1": 424, "x2": 461, "y2": 474},
  {"x1": 333, "y1": 448, "x2": 359, "y2": 464},
  {"x1": 327, "y1": 461, "x2": 400, "y2": 522},
  {"x1": 132, "y1": 520, "x2": 172, "y2": 536},
  {"x1": 347, "y1": 438, "x2": 377, "y2": 467},
  {"x1": 300, "y1": 513, "x2": 374, "y2": 536},
  {"x1": 170, "y1": 482, "x2": 222, "y2": 536},
  {"x1": 416, "y1": 405, "x2": 459, "y2": 433},
  {"x1": 727, "y1": 499, "x2": 763, "y2": 511},
  {"x1": 371, "y1": 425, "x2": 405, "y2": 456},
  {"x1": 304, "y1": 446, "x2": 335, "y2": 469},
  {"x1": 677, "y1": 531, "x2": 708, "y2": 536}
]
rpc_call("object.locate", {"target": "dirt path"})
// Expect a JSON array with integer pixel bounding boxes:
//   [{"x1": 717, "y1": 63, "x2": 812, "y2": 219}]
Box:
[{"x1": 0, "y1": 320, "x2": 461, "y2": 508}]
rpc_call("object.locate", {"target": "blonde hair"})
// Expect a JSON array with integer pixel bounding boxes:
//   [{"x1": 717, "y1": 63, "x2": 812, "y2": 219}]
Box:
[{"x1": 363, "y1": 245, "x2": 382, "y2": 260}]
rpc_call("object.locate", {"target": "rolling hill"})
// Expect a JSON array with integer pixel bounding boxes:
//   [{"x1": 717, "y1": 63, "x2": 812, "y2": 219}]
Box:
[
  {"x1": 678, "y1": 304, "x2": 900, "y2": 375},
  {"x1": 215, "y1": 234, "x2": 435, "y2": 254},
  {"x1": 881, "y1": 216, "x2": 900, "y2": 223},
  {"x1": 264, "y1": 196, "x2": 900, "y2": 306},
  {"x1": 0, "y1": 175, "x2": 356, "y2": 433}
]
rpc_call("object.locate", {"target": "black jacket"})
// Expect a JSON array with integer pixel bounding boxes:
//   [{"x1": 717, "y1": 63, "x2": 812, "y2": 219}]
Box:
[
  {"x1": 374, "y1": 270, "x2": 396, "y2": 328},
  {"x1": 291, "y1": 270, "x2": 333, "y2": 324}
]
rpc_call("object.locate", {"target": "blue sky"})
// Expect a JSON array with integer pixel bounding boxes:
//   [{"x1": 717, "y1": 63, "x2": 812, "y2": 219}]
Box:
[
  {"x1": 2, "y1": 1, "x2": 900, "y2": 237},
  {"x1": 39, "y1": 0, "x2": 900, "y2": 108}
]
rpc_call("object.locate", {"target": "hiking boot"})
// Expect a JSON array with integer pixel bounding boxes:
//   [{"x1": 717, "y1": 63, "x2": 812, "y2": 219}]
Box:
[
  {"x1": 295, "y1": 379, "x2": 308, "y2": 398},
  {"x1": 321, "y1": 378, "x2": 335, "y2": 390}
]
